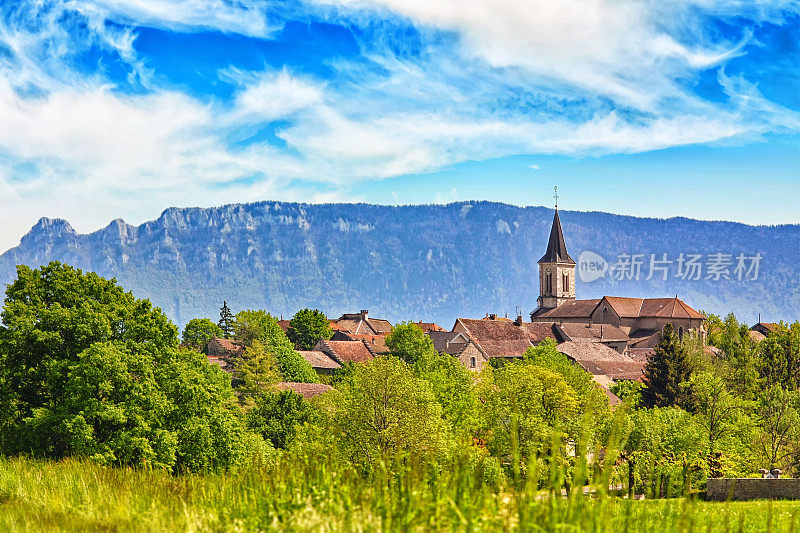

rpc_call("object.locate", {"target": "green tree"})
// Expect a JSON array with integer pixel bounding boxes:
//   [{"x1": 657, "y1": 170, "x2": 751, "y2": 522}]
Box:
[
  {"x1": 233, "y1": 340, "x2": 281, "y2": 399},
  {"x1": 753, "y1": 385, "x2": 800, "y2": 471},
  {"x1": 319, "y1": 356, "x2": 447, "y2": 471},
  {"x1": 0, "y1": 262, "x2": 177, "y2": 439},
  {"x1": 286, "y1": 308, "x2": 333, "y2": 350},
  {"x1": 182, "y1": 318, "x2": 223, "y2": 351},
  {"x1": 385, "y1": 322, "x2": 437, "y2": 365},
  {"x1": 641, "y1": 324, "x2": 695, "y2": 410},
  {"x1": 690, "y1": 371, "x2": 743, "y2": 455},
  {"x1": 218, "y1": 301, "x2": 235, "y2": 338},
  {"x1": 234, "y1": 310, "x2": 317, "y2": 383},
  {"x1": 610, "y1": 380, "x2": 643, "y2": 408},
  {"x1": 758, "y1": 322, "x2": 800, "y2": 390},
  {"x1": 0, "y1": 263, "x2": 259, "y2": 471},
  {"x1": 475, "y1": 361, "x2": 579, "y2": 464},
  {"x1": 246, "y1": 390, "x2": 311, "y2": 449},
  {"x1": 415, "y1": 350, "x2": 475, "y2": 434}
]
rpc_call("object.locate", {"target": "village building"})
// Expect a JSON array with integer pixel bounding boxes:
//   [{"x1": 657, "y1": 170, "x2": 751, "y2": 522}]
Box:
[
  {"x1": 428, "y1": 330, "x2": 489, "y2": 371},
  {"x1": 274, "y1": 382, "x2": 332, "y2": 399},
  {"x1": 296, "y1": 350, "x2": 341, "y2": 375},
  {"x1": 333, "y1": 310, "x2": 392, "y2": 335},
  {"x1": 330, "y1": 330, "x2": 390, "y2": 354},
  {"x1": 530, "y1": 209, "x2": 706, "y2": 345},
  {"x1": 750, "y1": 321, "x2": 780, "y2": 342},
  {"x1": 451, "y1": 316, "x2": 558, "y2": 362},
  {"x1": 312, "y1": 339, "x2": 376, "y2": 365}
]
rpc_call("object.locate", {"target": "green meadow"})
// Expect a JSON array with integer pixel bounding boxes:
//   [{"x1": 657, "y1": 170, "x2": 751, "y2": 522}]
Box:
[{"x1": 0, "y1": 456, "x2": 798, "y2": 533}]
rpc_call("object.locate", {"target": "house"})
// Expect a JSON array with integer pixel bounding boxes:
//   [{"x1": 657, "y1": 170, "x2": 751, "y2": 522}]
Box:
[
  {"x1": 330, "y1": 330, "x2": 390, "y2": 354},
  {"x1": 751, "y1": 322, "x2": 780, "y2": 339},
  {"x1": 296, "y1": 350, "x2": 341, "y2": 375},
  {"x1": 451, "y1": 316, "x2": 558, "y2": 362},
  {"x1": 274, "y1": 382, "x2": 332, "y2": 399},
  {"x1": 313, "y1": 339, "x2": 376, "y2": 365},
  {"x1": 553, "y1": 323, "x2": 629, "y2": 354},
  {"x1": 206, "y1": 337, "x2": 245, "y2": 371},
  {"x1": 556, "y1": 341, "x2": 646, "y2": 387},
  {"x1": 428, "y1": 330, "x2": 489, "y2": 371},
  {"x1": 333, "y1": 310, "x2": 393, "y2": 335},
  {"x1": 411, "y1": 321, "x2": 445, "y2": 332}
]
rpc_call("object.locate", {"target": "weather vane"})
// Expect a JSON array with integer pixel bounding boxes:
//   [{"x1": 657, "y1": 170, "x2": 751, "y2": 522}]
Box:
[{"x1": 553, "y1": 186, "x2": 558, "y2": 210}]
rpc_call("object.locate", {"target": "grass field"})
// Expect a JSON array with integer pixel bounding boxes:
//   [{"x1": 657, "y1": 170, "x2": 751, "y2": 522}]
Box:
[{"x1": 1, "y1": 456, "x2": 798, "y2": 532}]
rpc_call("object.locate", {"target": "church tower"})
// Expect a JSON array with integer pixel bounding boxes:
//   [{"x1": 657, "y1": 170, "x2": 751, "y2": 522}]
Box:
[{"x1": 534, "y1": 207, "x2": 575, "y2": 315}]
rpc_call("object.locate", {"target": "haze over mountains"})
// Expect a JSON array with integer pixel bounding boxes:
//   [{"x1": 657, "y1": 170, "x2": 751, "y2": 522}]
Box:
[{"x1": 0, "y1": 201, "x2": 796, "y2": 328}]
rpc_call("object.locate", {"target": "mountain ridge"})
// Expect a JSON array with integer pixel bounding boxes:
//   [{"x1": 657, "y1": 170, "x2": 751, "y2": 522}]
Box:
[{"x1": 2, "y1": 200, "x2": 798, "y2": 328}]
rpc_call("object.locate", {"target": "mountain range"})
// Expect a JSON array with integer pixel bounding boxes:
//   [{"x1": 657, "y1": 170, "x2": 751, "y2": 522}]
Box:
[{"x1": 1, "y1": 201, "x2": 797, "y2": 328}]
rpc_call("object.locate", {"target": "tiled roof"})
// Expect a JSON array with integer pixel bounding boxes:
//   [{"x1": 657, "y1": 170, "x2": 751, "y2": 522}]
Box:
[
  {"x1": 602, "y1": 296, "x2": 704, "y2": 319},
  {"x1": 517, "y1": 322, "x2": 559, "y2": 343},
  {"x1": 626, "y1": 348, "x2": 654, "y2": 363},
  {"x1": 297, "y1": 350, "x2": 341, "y2": 370},
  {"x1": 317, "y1": 340, "x2": 375, "y2": 364},
  {"x1": 536, "y1": 299, "x2": 601, "y2": 319},
  {"x1": 412, "y1": 321, "x2": 445, "y2": 332},
  {"x1": 206, "y1": 337, "x2": 245, "y2": 357},
  {"x1": 334, "y1": 313, "x2": 393, "y2": 335},
  {"x1": 277, "y1": 320, "x2": 291, "y2": 333},
  {"x1": 275, "y1": 382, "x2": 332, "y2": 399},
  {"x1": 557, "y1": 341, "x2": 645, "y2": 380},
  {"x1": 554, "y1": 323, "x2": 629, "y2": 343},
  {"x1": 627, "y1": 329, "x2": 661, "y2": 348},
  {"x1": 428, "y1": 331, "x2": 470, "y2": 353},
  {"x1": 753, "y1": 322, "x2": 780, "y2": 334},
  {"x1": 455, "y1": 318, "x2": 534, "y2": 358}
]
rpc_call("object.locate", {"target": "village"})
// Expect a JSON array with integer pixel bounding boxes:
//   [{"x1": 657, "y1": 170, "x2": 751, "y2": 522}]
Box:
[{"x1": 202, "y1": 209, "x2": 781, "y2": 404}]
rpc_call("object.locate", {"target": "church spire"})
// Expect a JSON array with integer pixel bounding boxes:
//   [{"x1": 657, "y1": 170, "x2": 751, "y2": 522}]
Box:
[{"x1": 538, "y1": 207, "x2": 574, "y2": 264}]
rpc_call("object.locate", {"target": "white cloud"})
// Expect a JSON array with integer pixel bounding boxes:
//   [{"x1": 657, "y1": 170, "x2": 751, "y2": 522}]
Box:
[{"x1": 0, "y1": 0, "x2": 798, "y2": 251}]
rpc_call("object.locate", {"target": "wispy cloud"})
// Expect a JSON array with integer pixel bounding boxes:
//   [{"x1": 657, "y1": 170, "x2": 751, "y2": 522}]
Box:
[{"x1": 0, "y1": 0, "x2": 797, "y2": 251}]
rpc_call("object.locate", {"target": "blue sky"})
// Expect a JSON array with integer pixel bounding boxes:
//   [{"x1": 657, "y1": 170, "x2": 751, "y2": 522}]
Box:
[{"x1": 0, "y1": 0, "x2": 798, "y2": 251}]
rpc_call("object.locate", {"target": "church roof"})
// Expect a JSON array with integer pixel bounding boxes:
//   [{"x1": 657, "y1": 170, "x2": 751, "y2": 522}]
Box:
[{"x1": 538, "y1": 210, "x2": 574, "y2": 264}]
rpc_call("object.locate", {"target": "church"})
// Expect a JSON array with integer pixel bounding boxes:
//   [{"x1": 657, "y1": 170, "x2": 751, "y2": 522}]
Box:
[{"x1": 529, "y1": 208, "x2": 707, "y2": 349}]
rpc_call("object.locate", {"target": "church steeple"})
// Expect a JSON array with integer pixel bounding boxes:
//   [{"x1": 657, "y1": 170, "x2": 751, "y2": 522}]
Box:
[
  {"x1": 533, "y1": 190, "x2": 576, "y2": 316},
  {"x1": 538, "y1": 209, "x2": 574, "y2": 265}
]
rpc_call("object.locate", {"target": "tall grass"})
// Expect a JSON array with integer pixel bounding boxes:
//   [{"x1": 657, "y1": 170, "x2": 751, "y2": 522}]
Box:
[{"x1": 1, "y1": 451, "x2": 798, "y2": 532}]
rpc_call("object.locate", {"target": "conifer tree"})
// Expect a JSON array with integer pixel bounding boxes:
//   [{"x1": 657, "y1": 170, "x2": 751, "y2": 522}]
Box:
[
  {"x1": 641, "y1": 323, "x2": 695, "y2": 409},
  {"x1": 218, "y1": 301, "x2": 235, "y2": 339}
]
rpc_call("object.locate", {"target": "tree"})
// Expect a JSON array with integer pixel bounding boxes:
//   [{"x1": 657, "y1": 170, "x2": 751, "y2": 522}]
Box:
[
  {"x1": 0, "y1": 262, "x2": 177, "y2": 432},
  {"x1": 758, "y1": 322, "x2": 800, "y2": 390},
  {"x1": 182, "y1": 318, "x2": 223, "y2": 351},
  {"x1": 246, "y1": 390, "x2": 311, "y2": 449},
  {"x1": 641, "y1": 324, "x2": 695, "y2": 409},
  {"x1": 234, "y1": 310, "x2": 317, "y2": 383},
  {"x1": 415, "y1": 350, "x2": 475, "y2": 433},
  {"x1": 286, "y1": 308, "x2": 333, "y2": 350},
  {"x1": 233, "y1": 340, "x2": 281, "y2": 399},
  {"x1": 319, "y1": 356, "x2": 447, "y2": 471},
  {"x1": 218, "y1": 301, "x2": 235, "y2": 339},
  {"x1": 753, "y1": 385, "x2": 800, "y2": 471},
  {"x1": 0, "y1": 263, "x2": 259, "y2": 471},
  {"x1": 475, "y1": 360, "x2": 580, "y2": 464},
  {"x1": 385, "y1": 322, "x2": 437, "y2": 365},
  {"x1": 690, "y1": 371, "x2": 742, "y2": 455}
]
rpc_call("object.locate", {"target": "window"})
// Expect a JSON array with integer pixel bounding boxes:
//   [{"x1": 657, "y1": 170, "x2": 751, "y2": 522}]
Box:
[
  {"x1": 470, "y1": 357, "x2": 476, "y2": 368},
  {"x1": 563, "y1": 273, "x2": 569, "y2": 292},
  {"x1": 545, "y1": 270, "x2": 552, "y2": 293}
]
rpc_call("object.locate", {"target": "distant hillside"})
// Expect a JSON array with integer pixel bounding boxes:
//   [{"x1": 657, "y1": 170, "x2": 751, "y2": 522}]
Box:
[{"x1": 1, "y1": 201, "x2": 797, "y2": 328}]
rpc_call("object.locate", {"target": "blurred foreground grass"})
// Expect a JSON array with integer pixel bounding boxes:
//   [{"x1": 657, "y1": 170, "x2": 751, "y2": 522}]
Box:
[{"x1": 0, "y1": 455, "x2": 797, "y2": 532}]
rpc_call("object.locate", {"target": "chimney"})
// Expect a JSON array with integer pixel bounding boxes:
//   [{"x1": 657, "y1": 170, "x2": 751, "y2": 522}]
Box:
[
  {"x1": 514, "y1": 316, "x2": 523, "y2": 326},
  {"x1": 489, "y1": 313, "x2": 497, "y2": 320},
  {"x1": 360, "y1": 309, "x2": 369, "y2": 319}
]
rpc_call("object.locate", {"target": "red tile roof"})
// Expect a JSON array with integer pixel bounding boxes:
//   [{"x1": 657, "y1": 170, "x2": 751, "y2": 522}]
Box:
[
  {"x1": 556, "y1": 341, "x2": 645, "y2": 381},
  {"x1": 275, "y1": 382, "x2": 332, "y2": 399},
  {"x1": 206, "y1": 337, "x2": 245, "y2": 358},
  {"x1": 317, "y1": 340, "x2": 375, "y2": 364},
  {"x1": 297, "y1": 350, "x2": 341, "y2": 370},
  {"x1": 602, "y1": 296, "x2": 704, "y2": 319},
  {"x1": 555, "y1": 323, "x2": 629, "y2": 342},
  {"x1": 535, "y1": 299, "x2": 601, "y2": 319},
  {"x1": 517, "y1": 322, "x2": 559, "y2": 343},
  {"x1": 455, "y1": 318, "x2": 534, "y2": 358},
  {"x1": 411, "y1": 321, "x2": 445, "y2": 332}
]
